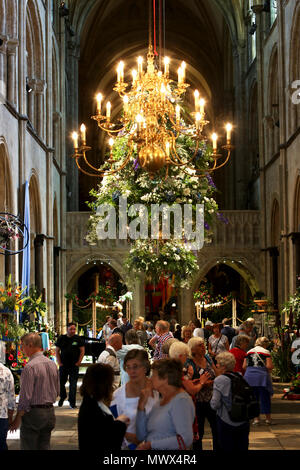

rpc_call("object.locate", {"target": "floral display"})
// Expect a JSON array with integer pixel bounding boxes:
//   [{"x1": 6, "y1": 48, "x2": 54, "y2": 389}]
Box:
[
  {"x1": 194, "y1": 279, "x2": 224, "y2": 305},
  {"x1": 125, "y1": 239, "x2": 199, "y2": 287},
  {"x1": 88, "y1": 283, "x2": 117, "y2": 306},
  {"x1": 0, "y1": 213, "x2": 20, "y2": 249},
  {"x1": 0, "y1": 275, "x2": 27, "y2": 313},
  {"x1": 86, "y1": 134, "x2": 220, "y2": 287}
]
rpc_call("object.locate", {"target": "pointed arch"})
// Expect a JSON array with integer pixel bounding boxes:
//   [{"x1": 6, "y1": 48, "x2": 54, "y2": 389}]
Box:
[
  {"x1": 29, "y1": 171, "x2": 42, "y2": 286},
  {"x1": 267, "y1": 45, "x2": 279, "y2": 161},
  {"x1": 0, "y1": 137, "x2": 13, "y2": 282},
  {"x1": 288, "y1": 2, "x2": 300, "y2": 136},
  {"x1": 294, "y1": 176, "x2": 300, "y2": 233}
]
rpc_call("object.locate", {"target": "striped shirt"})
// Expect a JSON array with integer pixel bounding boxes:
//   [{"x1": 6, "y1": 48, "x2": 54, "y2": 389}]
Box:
[
  {"x1": 153, "y1": 331, "x2": 174, "y2": 361},
  {"x1": 18, "y1": 352, "x2": 60, "y2": 412},
  {"x1": 0, "y1": 363, "x2": 16, "y2": 418}
]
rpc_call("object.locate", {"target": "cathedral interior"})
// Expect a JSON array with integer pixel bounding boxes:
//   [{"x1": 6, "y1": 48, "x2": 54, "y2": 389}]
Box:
[{"x1": 0, "y1": 0, "x2": 299, "y2": 332}]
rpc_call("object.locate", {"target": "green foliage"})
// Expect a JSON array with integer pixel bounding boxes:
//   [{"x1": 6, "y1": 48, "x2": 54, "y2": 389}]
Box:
[
  {"x1": 271, "y1": 329, "x2": 294, "y2": 382},
  {"x1": 87, "y1": 133, "x2": 220, "y2": 288}
]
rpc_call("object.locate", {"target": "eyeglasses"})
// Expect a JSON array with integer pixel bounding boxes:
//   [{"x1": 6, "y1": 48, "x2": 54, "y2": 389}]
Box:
[{"x1": 124, "y1": 364, "x2": 143, "y2": 371}]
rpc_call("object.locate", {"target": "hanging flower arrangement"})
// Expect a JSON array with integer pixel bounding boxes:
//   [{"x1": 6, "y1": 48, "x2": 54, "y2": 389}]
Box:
[
  {"x1": 125, "y1": 239, "x2": 199, "y2": 288},
  {"x1": 86, "y1": 134, "x2": 220, "y2": 287}
]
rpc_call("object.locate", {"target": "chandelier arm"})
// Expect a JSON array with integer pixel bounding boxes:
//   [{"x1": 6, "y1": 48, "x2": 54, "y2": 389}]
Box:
[
  {"x1": 209, "y1": 150, "x2": 231, "y2": 171},
  {"x1": 75, "y1": 158, "x2": 105, "y2": 177},
  {"x1": 97, "y1": 122, "x2": 127, "y2": 135},
  {"x1": 168, "y1": 115, "x2": 196, "y2": 134},
  {"x1": 168, "y1": 138, "x2": 200, "y2": 167},
  {"x1": 81, "y1": 150, "x2": 107, "y2": 173}
]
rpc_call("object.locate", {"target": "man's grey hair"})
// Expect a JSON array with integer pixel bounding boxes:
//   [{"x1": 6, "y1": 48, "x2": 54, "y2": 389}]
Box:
[{"x1": 21, "y1": 332, "x2": 42, "y2": 349}]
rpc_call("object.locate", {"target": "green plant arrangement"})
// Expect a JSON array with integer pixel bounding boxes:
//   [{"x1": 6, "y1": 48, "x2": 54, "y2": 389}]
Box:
[
  {"x1": 21, "y1": 287, "x2": 47, "y2": 322},
  {"x1": 0, "y1": 316, "x2": 26, "y2": 341},
  {"x1": 282, "y1": 288, "x2": 300, "y2": 326},
  {"x1": 86, "y1": 135, "x2": 222, "y2": 288}
]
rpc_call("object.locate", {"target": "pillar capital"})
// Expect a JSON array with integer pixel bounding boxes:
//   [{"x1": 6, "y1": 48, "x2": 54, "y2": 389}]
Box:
[{"x1": 6, "y1": 38, "x2": 19, "y2": 54}]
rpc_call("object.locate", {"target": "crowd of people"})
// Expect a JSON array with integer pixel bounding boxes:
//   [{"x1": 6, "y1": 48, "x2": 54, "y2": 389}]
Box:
[{"x1": 0, "y1": 313, "x2": 277, "y2": 452}]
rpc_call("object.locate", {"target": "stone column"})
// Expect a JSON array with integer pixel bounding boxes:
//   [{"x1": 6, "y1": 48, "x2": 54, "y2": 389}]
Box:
[
  {"x1": 291, "y1": 233, "x2": 300, "y2": 290},
  {"x1": 66, "y1": 38, "x2": 80, "y2": 211},
  {"x1": 26, "y1": 78, "x2": 35, "y2": 124},
  {"x1": 6, "y1": 39, "x2": 18, "y2": 106},
  {"x1": 252, "y1": 4, "x2": 267, "y2": 295},
  {"x1": 34, "y1": 234, "x2": 45, "y2": 295},
  {"x1": 53, "y1": 246, "x2": 61, "y2": 332},
  {"x1": 0, "y1": 35, "x2": 7, "y2": 102},
  {"x1": 35, "y1": 78, "x2": 46, "y2": 140},
  {"x1": 268, "y1": 247, "x2": 279, "y2": 310}
]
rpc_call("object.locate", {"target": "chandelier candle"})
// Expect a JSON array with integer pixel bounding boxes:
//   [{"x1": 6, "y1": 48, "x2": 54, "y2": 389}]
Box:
[{"x1": 71, "y1": 43, "x2": 233, "y2": 177}]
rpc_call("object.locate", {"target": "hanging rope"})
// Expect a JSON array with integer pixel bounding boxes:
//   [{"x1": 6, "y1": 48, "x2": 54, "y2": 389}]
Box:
[
  {"x1": 163, "y1": 0, "x2": 166, "y2": 57},
  {"x1": 237, "y1": 299, "x2": 253, "y2": 307},
  {"x1": 153, "y1": 0, "x2": 158, "y2": 56}
]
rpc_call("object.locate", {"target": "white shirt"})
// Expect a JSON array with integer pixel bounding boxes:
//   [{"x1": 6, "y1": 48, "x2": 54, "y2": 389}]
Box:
[
  {"x1": 0, "y1": 363, "x2": 16, "y2": 418},
  {"x1": 97, "y1": 346, "x2": 120, "y2": 390},
  {"x1": 111, "y1": 384, "x2": 160, "y2": 448}
]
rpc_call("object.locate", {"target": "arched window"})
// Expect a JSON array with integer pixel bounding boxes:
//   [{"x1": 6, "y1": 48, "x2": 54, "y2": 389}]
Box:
[
  {"x1": 248, "y1": 0, "x2": 257, "y2": 63},
  {"x1": 266, "y1": 47, "x2": 280, "y2": 161},
  {"x1": 288, "y1": 5, "x2": 300, "y2": 136},
  {"x1": 270, "y1": 1, "x2": 278, "y2": 26}
]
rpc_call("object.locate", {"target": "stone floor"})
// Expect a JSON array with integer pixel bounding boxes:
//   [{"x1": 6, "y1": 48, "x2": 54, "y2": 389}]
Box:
[{"x1": 6, "y1": 382, "x2": 300, "y2": 451}]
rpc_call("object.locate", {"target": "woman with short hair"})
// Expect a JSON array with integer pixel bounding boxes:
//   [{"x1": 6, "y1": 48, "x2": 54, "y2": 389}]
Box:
[
  {"x1": 210, "y1": 352, "x2": 250, "y2": 451},
  {"x1": 208, "y1": 323, "x2": 229, "y2": 362},
  {"x1": 78, "y1": 363, "x2": 129, "y2": 451},
  {"x1": 136, "y1": 359, "x2": 195, "y2": 450},
  {"x1": 111, "y1": 349, "x2": 159, "y2": 449},
  {"x1": 230, "y1": 335, "x2": 250, "y2": 375},
  {"x1": 116, "y1": 329, "x2": 144, "y2": 385},
  {"x1": 182, "y1": 326, "x2": 193, "y2": 344},
  {"x1": 243, "y1": 337, "x2": 274, "y2": 425},
  {"x1": 133, "y1": 319, "x2": 148, "y2": 347},
  {"x1": 186, "y1": 337, "x2": 218, "y2": 451}
]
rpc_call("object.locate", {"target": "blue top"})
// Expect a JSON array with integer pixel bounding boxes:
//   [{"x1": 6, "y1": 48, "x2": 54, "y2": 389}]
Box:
[
  {"x1": 210, "y1": 374, "x2": 248, "y2": 427},
  {"x1": 136, "y1": 391, "x2": 195, "y2": 450}
]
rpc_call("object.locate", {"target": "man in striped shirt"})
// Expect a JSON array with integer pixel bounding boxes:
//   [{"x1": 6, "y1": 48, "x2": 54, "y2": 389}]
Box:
[
  {"x1": 9, "y1": 333, "x2": 59, "y2": 450},
  {"x1": 149, "y1": 321, "x2": 173, "y2": 361}
]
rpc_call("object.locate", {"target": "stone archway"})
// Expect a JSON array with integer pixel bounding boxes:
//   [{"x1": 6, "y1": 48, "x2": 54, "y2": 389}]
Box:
[
  {"x1": 0, "y1": 138, "x2": 13, "y2": 282},
  {"x1": 293, "y1": 177, "x2": 300, "y2": 289},
  {"x1": 179, "y1": 255, "x2": 260, "y2": 325}
]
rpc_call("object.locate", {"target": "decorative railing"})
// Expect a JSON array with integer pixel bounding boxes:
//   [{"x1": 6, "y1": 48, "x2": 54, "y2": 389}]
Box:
[{"x1": 66, "y1": 210, "x2": 260, "y2": 251}]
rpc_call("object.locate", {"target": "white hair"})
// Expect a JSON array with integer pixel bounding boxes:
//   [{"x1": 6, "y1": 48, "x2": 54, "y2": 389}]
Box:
[
  {"x1": 216, "y1": 352, "x2": 236, "y2": 371},
  {"x1": 169, "y1": 341, "x2": 190, "y2": 359},
  {"x1": 187, "y1": 336, "x2": 205, "y2": 352}
]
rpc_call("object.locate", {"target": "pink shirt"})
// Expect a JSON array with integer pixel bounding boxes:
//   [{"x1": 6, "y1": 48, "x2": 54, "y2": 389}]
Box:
[{"x1": 18, "y1": 352, "x2": 60, "y2": 412}]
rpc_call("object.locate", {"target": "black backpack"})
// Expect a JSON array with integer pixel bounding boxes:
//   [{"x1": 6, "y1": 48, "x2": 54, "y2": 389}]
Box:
[{"x1": 224, "y1": 372, "x2": 260, "y2": 422}]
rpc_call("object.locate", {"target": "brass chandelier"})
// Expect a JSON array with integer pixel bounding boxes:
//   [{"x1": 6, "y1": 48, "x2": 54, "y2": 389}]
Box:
[{"x1": 71, "y1": 44, "x2": 233, "y2": 178}]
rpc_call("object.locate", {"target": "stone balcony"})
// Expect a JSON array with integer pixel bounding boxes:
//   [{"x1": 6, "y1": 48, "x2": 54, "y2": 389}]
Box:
[{"x1": 66, "y1": 210, "x2": 261, "y2": 251}]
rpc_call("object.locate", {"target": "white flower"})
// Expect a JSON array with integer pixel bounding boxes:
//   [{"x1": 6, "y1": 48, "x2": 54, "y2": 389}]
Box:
[
  {"x1": 183, "y1": 188, "x2": 190, "y2": 196},
  {"x1": 176, "y1": 198, "x2": 182, "y2": 203}
]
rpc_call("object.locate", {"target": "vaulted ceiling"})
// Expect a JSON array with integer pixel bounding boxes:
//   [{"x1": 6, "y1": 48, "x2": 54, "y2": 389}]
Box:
[{"x1": 69, "y1": 0, "x2": 245, "y2": 209}]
